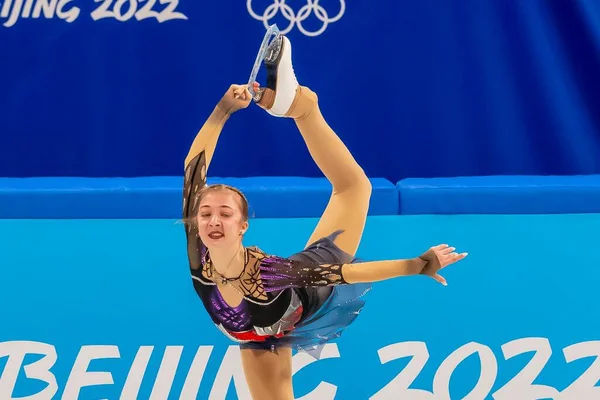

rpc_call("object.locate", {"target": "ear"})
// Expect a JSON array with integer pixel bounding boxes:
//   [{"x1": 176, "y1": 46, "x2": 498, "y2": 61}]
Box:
[{"x1": 241, "y1": 220, "x2": 249, "y2": 235}]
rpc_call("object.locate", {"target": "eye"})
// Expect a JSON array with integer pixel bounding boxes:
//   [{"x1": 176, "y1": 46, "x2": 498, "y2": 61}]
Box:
[
  {"x1": 220, "y1": 212, "x2": 233, "y2": 218},
  {"x1": 200, "y1": 213, "x2": 211, "y2": 218}
]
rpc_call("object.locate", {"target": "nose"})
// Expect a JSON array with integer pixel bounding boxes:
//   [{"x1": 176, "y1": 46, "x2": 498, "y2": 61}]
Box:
[{"x1": 209, "y1": 214, "x2": 221, "y2": 226}]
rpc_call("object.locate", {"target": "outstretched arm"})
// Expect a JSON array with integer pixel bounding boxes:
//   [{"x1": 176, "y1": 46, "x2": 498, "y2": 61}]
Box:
[
  {"x1": 341, "y1": 258, "x2": 427, "y2": 283},
  {"x1": 259, "y1": 244, "x2": 468, "y2": 290}
]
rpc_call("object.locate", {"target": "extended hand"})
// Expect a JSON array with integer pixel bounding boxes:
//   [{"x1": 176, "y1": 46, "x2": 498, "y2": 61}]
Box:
[
  {"x1": 419, "y1": 244, "x2": 468, "y2": 286},
  {"x1": 219, "y1": 84, "x2": 252, "y2": 115}
]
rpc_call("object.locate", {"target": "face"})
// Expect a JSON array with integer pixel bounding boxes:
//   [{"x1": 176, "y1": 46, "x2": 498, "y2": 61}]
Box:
[{"x1": 196, "y1": 190, "x2": 248, "y2": 249}]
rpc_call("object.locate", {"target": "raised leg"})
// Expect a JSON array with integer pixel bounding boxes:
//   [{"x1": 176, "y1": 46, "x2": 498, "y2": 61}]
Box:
[{"x1": 256, "y1": 36, "x2": 371, "y2": 256}]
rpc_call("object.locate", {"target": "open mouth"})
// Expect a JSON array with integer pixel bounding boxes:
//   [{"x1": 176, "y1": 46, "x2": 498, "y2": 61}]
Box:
[{"x1": 208, "y1": 231, "x2": 224, "y2": 240}]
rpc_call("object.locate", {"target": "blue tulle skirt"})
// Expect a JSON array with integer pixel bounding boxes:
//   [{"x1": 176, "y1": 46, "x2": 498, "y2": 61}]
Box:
[{"x1": 240, "y1": 230, "x2": 372, "y2": 359}]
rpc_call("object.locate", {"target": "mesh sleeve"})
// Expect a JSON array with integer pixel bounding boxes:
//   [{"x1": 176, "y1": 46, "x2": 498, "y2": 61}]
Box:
[
  {"x1": 258, "y1": 255, "x2": 349, "y2": 292},
  {"x1": 183, "y1": 152, "x2": 208, "y2": 270}
]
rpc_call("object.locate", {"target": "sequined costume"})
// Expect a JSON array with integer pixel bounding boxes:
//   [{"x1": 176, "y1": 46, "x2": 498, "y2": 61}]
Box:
[{"x1": 184, "y1": 152, "x2": 371, "y2": 355}]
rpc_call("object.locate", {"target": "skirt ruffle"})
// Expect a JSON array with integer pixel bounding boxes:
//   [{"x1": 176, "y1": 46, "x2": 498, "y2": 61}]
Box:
[
  {"x1": 241, "y1": 230, "x2": 372, "y2": 359},
  {"x1": 284, "y1": 281, "x2": 371, "y2": 358}
]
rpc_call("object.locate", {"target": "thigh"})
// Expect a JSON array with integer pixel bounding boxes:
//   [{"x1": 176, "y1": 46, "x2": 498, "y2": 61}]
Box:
[
  {"x1": 306, "y1": 186, "x2": 371, "y2": 257},
  {"x1": 240, "y1": 347, "x2": 294, "y2": 400}
]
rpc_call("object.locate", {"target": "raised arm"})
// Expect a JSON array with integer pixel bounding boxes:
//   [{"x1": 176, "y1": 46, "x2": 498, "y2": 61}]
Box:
[
  {"x1": 259, "y1": 244, "x2": 467, "y2": 290},
  {"x1": 183, "y1": 84, "x2": 252, "y2": 215},
  {"x1": 184, "y1": 84, "x2": 252, "y2": 170},
  {"x1": 183, "y1": 84, "x2": 252, "y2": 270}
]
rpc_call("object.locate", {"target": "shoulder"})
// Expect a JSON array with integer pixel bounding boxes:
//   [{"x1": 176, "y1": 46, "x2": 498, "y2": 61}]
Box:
[{"x1": 246, "y1": 245, "x2": 268, "y2": 260}]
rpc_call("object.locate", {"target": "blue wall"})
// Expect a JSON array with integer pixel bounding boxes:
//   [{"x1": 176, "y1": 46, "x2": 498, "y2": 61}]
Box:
[
  {"x1": 1, "y1": 215, "x2": 599, "y2": 399},
  {"x1": 2, "y1": 0, "x2": 600, "y2": 180}
]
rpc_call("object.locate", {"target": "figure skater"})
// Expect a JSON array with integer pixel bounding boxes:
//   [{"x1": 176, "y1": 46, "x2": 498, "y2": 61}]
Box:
[{"x1": 182, "y1": 35, "x2": 467, "y2": 400}]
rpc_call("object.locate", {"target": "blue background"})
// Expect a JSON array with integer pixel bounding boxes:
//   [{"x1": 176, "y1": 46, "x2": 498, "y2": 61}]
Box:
[
  {"x1": 3, "y1": 0, "x2": 600, "y2": 398},
  {"x1": 2, "y1": 0, "x2": 600, "y2": 180},
  {"x1": 1, "y1": 215, "x2": 599, "y2": 399}
]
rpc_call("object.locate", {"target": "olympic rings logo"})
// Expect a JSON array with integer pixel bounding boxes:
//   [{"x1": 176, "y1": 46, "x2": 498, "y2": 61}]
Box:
[{"x1": 246, "y1": 0, "x2": 346, "y2": 37}]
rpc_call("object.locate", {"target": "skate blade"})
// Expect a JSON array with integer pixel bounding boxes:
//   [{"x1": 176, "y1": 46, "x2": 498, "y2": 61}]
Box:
[{"x1": 247, "y1": 24, "x2": 281, "y2": 100}]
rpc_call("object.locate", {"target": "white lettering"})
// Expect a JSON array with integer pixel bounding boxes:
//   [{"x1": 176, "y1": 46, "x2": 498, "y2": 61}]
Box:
[
  {"x1": 1, "y1": 0, "x2": 78, "y2": 27},
  {"x1": 120, "y1": 346, "x2": 153, "y2": 399},
  {"x1": 369, "y1": 341, "x2": 434, "y2": 399},
  {"x1": 3, "y1": 0, "x2": 22, "y2": 27},
  {"x1": 0, "y1": 0, "x2": 187, "y2": 26},
  {"x1": 179, "y1": 346, "x2": 213, "y2": 399},
  {"x1": 492, "y1": 337, "x2": 558, "y2": 399},
  {"x1": 2, "y1": 338, "x2": 600, "y2": 398},
  {"x1": 21, "y1": 0, "x2": 34, "y2": 18},
  {"x1": 90, "y1": 0, "x2": 114, "y2": 20},
  {"x1": 0, "y1": 0, "x2": 14, "y2": 17},
  {"x1": 293, "y1": 344, "x2": 341, "y2": 400},
  {"x1": 55, "y1": 0, "x2": 78, "y2": 22},
  {"x1": 62, "y1": 345, "x2": 120, "y2": 400},
  {"x1": 155, "y1": 0, "x2": 186, "y2": 23},
  {"x1": 31, "y1": 0, "x2": 58, "y2": 19},
  {"x1": 557, "y1": 341, "x2": 600, "y2": 399},
  {"x1": 112, "y1": 0, "x2": 136, "y2": 21},
  {"x1": 0, "y1": 341, "x2": 58, "y2": 400},
  {"x1": 149, "y1": 346, "x2": 183, "y2": 400},
  {"x1": 134, "y1": 0, "x2": 158, "y2": 21},
  {"x1": 433, "y1": 342, "x2": 497, "y2": 400},
  {"x1": 91, "y1": 0, "x2": 186, "y2": 23}
]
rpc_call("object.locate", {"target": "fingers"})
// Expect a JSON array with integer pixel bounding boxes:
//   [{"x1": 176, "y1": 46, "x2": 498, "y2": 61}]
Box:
[
  {"x1": 451, "y1": 252, "x2": 468, "y2": 262},
  {"x1": 426, "y1": 246, "x2": 468, "y2": 286},
  {"x1": 433, "y1": 274, "x2": 448, "y2": 286},
  {"x1": 234, "y1": 89, "x2": 249, "y2": 100},
  {"x1": 440, "y1": 246, "x2": 455, "y2": 255},
  {"x1": 230, "y1": 83, "x2": 259, "y2": 105},
  {"x1": 447, "y1": 251, "x2": 468, "y2": 260},
  {"x1": 440, "y1": 251, "x2": 468, "y2": 269},
  {"x1": 232, "y1": 85, "x2": 246, "y2": 100},
  {"x1": 433, "y1": 244, "x2": 468, "y2": 259}
]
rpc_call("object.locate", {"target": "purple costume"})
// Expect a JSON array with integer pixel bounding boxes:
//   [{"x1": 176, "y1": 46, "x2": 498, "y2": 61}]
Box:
[{"x1": 184, "y1": 152, "x2": 371, "y2": 356}]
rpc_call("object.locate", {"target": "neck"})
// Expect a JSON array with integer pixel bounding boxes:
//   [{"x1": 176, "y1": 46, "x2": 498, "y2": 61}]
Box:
[{"x1": 208, "y1": 242, "x2": 245, "y2": 278}]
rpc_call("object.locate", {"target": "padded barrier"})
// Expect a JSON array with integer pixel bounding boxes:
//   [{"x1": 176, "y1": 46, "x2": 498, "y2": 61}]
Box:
[
  {"x1": 4, "y1": 175, "x2": 600, "y2": 218},
  {"x1": 0, "y1": 177, "x2": 398, "y2": 219},
  {"x1": 397, "y1": 175, "x2": 600, "y2": 214}
]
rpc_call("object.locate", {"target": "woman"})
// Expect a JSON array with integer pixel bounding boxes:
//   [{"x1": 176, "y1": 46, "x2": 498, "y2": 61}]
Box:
[{"x1": 183, "y1": 35, "x2": 467, "y2": 400}]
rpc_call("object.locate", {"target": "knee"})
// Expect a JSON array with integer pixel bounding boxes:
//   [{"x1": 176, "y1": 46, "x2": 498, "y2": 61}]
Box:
[
  {"x1": 355, "y1": 173, "x2": 372, "y2": 197},
  {"x1": 335, "y1": 171, "x2": 372, "y2": 199}
]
